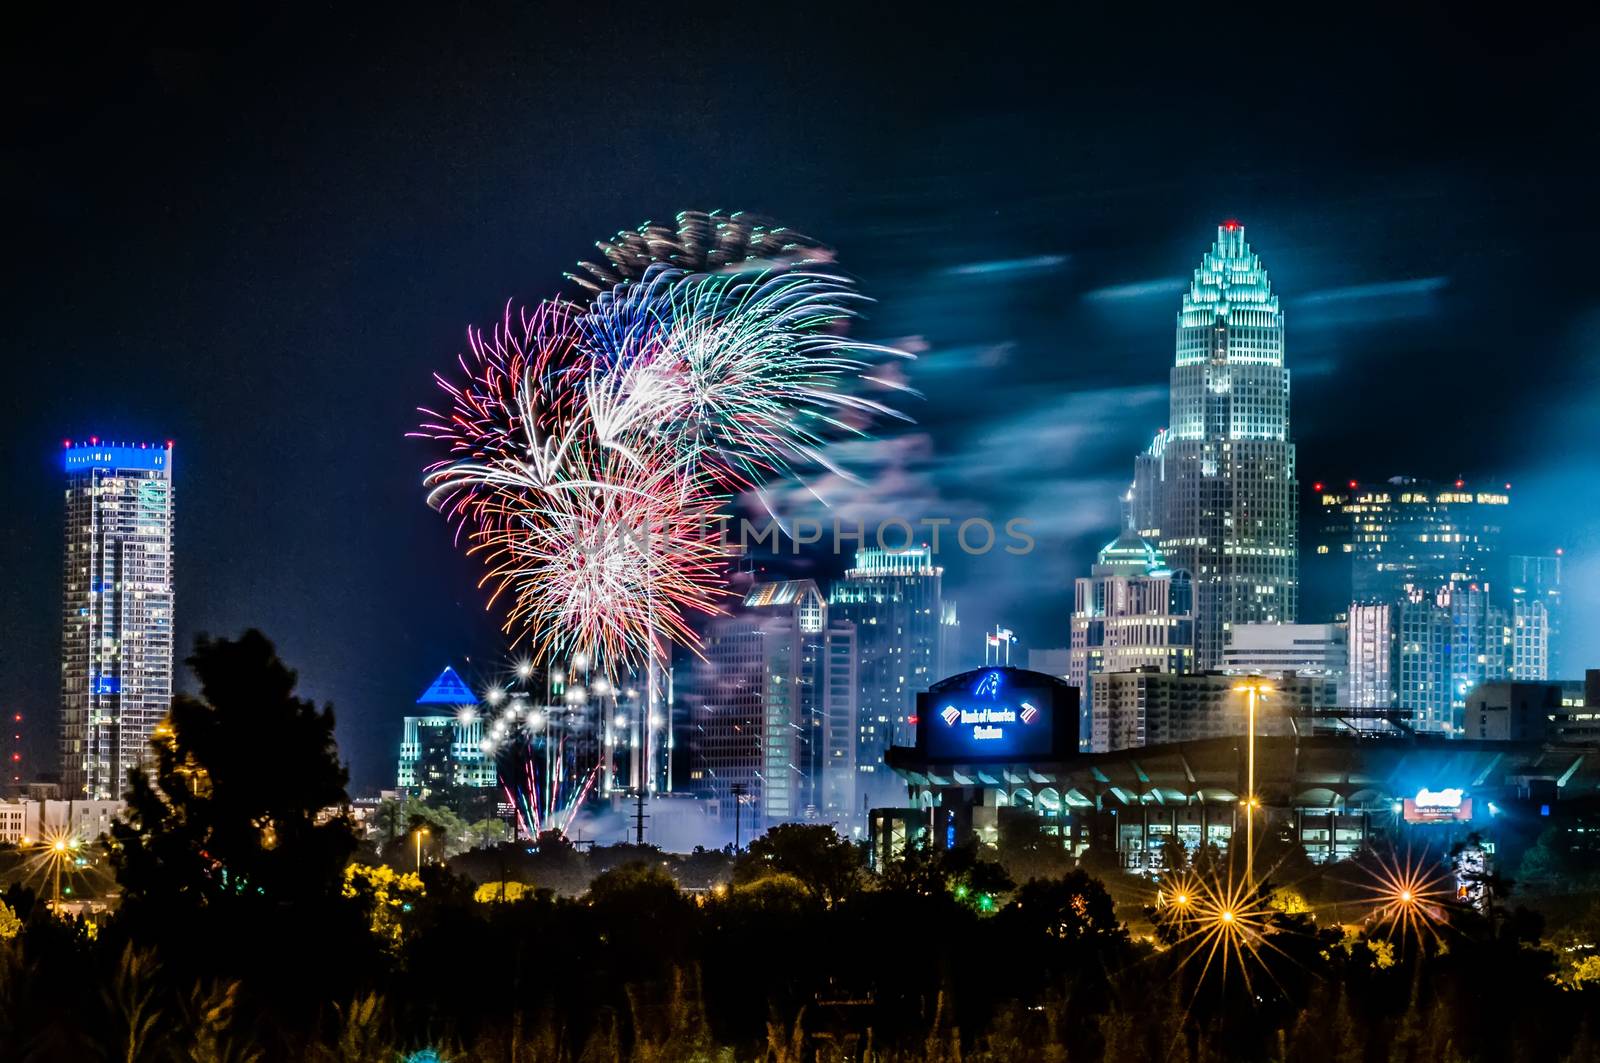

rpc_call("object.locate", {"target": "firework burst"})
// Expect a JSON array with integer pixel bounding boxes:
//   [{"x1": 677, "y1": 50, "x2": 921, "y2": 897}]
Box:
[
  {"x1": 469, "y1": 442, "x2": 728, "y2": 663},
  {"x1": 579, "y1": 263, "x2": 912, "y2": 492},
  {"x1": 567, "y1": 209, "x2": 831, "y2": 295},
  {"x1": 417, "y1": 213, "x2": 908, "y2": 668}
]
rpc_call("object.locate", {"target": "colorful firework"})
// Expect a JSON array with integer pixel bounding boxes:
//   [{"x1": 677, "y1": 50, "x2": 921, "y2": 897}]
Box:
[
  {"x1": 567, "y1": 209, "x2": 831, "y2": 295},
  {"x1": 417, "y1": 212, "x2": 908, "y2": 668},
  {"x1": 578, "y1": 263, "x2": 912, "y2": 492},
  {"x1": 470, "y1": 444, "x2": 728, "y2": 664},
  {"x1": 477, "y1": 655, "x2": 645, "y2": 837}
]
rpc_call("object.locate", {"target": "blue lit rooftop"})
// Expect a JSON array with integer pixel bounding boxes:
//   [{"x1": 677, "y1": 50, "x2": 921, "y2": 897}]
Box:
[
  {"x1": 416, "y1": 666, "x2": 476, "y2": 706},
  {"x1": 63, "y1": 439, "x2": 173, "y2": 474}
]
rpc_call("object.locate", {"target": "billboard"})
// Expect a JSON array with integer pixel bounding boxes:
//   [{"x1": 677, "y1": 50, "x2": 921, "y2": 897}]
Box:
[
  {"x1": 923, "y1": 669, "x2": 1058, "y2": 760},
  {"x1": 1402, "y1": 787, "x2": 1473, "y2": 823}
]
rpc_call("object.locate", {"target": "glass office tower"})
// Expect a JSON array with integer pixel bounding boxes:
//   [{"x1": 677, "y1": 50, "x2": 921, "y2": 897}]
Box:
[{"x1": 60, "y1": 440, "x2": 175, "y2": 799}]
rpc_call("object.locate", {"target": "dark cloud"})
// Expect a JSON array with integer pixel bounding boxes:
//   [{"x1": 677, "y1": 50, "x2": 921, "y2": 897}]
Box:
[{"x1": 4, "y1": 3, "x2": 1599, "y2": 788}]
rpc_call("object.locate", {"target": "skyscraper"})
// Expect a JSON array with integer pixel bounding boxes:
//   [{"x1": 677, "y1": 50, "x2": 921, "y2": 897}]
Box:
[
  {"x1": 60, "y1": 440, "x2": 175, "y2": 799},
  {"x1": 1313, "y1": 477, "x2": 1527, "y2": 724},
  {"x1": 1310, "y1": 477, "x2": 1509, "y2": 619},
  {"x1": 1130, "y1": 221, "x2": 1297, "y2": 669},
  {"x1": 1069, "y1": 529, "x2": 1194, "y2": 749},
  {"x1": 1509, "y1": 553, "x2": 1563, "y2": 681},
  {"x1": 1397, "y1": 582, "x2": 1509, "y2": 735},
  {"x1": 397, "y1": 666, "x2": 495, "y2": 799},
  {"x1": 826, "y1": 547, "x2": 947, "y2": 802},
  {"x1": 691, "y1": 579, "x2": 857, "y2": 832},
  {"x1": 1346, "y1": 602, "x2": 1396, "y2": 709}
]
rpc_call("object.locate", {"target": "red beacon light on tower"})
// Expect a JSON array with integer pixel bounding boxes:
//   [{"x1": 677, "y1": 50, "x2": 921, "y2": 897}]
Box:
[
  {"x1": 1221, "y1": 218, "x2": 1242, "y2": 231},
  {"x1": 1312, "y1": 481, "x2": 1324, "y2": 492}
]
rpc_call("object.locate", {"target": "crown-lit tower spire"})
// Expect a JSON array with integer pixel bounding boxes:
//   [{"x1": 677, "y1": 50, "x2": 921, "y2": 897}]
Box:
[{"x1": 1131, "y1": 221, "x2": 1297, "y2": 668}]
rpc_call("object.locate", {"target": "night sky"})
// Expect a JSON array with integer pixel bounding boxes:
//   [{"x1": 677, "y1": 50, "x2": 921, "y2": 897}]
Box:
[{"x1": 5, "y1": 5, "x2": 1599, "y2": 791}]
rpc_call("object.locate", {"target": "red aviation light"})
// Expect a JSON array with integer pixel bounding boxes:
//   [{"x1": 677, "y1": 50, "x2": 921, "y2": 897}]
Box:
[
  {"x1": 1348, "y1": 480, "x2": 1358, "y2": 490},
  {"x1": 1454, "y1": 479, "x2": 1464, "y2": 488},
  {"x1": 1222, "y1": 218, "x2": 1242, "y2": 231},
  {"x1": 1313, "y1": 482, "x2": 1324, "y2": 492}
]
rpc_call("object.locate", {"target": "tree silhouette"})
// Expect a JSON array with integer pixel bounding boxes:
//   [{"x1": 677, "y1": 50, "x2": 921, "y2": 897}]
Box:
[
  {"x1": 733, "y1": 823, "x2": 861, "y2": 904},
  {"x1": 110, "y1": 631, "x2": 356, "y2": 911},
  {"x1": 104, "y1": 630, "x2": 372, "y2": 1027}
]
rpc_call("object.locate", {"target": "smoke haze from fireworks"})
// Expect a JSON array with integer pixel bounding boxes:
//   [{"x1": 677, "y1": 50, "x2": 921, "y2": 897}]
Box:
[{"x1": 416, "y1": 212, "x2": 910, "y2": 669}]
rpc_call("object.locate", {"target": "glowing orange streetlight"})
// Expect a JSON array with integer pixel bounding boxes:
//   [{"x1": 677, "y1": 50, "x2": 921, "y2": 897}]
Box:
[{"x1": 1232, "y1": 678, "x2": 1273, "y2": 887}]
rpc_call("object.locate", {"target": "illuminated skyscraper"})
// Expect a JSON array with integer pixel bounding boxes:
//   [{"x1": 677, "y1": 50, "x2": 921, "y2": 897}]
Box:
[
  {"x1": 1397, "y1": 582, "x2": 1509, "y2": 735},
  {"x1": 396, "y1": 666, "x2": 495, "y2": 798},
  {"x1": 692, "y1": 580, "x2": 856, "y2": 831},
  {"x1": 60, "y1": 440, "x2": 175, "y2": 799},
  {"x1": 827, "y1": 548, "x2": 947, "y2": 803},
  {"x1": 1130, "y1": 221, "x2": 1297, "y2": 669},
  {"x1": 1069, "y1": 530, "x2": 1194, "y2": 748},
  {"x1": 1309, "y1": 477, "x2": 1508, "y2": 619},
  {"x1": 1346, "y1": 602, "x2": 1396, "y2": 709},
  {"x1": 1509, "y1": 553, "x2": 1563, "y2": 681}
]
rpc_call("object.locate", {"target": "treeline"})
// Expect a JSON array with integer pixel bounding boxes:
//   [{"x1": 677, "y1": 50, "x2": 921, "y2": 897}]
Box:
[{"x1": 2, "y1": 631, "x2": 1599, "y2": 1061}]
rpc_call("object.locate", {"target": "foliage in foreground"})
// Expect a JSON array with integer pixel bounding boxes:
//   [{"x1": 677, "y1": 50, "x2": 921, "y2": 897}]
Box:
[{"x1": 7, "y1": 630, "x2": 1600, "y2": 1061}]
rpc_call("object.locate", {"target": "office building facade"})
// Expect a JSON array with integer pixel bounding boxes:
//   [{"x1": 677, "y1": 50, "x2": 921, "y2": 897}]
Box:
[
  {"x1": 396, "y1": 666, "x2": 495, "y2": 796},
  {"x1": 0, "y1": 798, "x2": 126, "y2": 846},
  {"x1": 1089, "y1": 668, "x2": 1336, "y2": 753},
  {"x1": 1346, "y1": 602, "x2": 1397, "y2": 709},
  {"x1": 1222, "y1": 623, "x2": 1346, "y2": 697},
  {"x1": 1070, "y1": 531, "x2": 1195, "y2": 689},
  {"x1": 827, "y1": 548, "x2": 946, "y2": 800},
  {"x1": 1311, "y1": 477, "x2": 1509, "y2": 620},
  {"x1": 60, "y1": 441, "x2": 175, "y2": 800},
  {"x1": 1129, "y1": 221, "x2": 1298, "y2": 670},
  {"x1": 1397, "y1": 583, "x2": 1509, "y2": 735},
  {"x1": 693, "y1": 580, "x2": 857, "y2": 831},
  {"x1": 1465, "y1": 676, "x2": 1594, "y2": 744},
  {"x1": 1509, "y1": 554, "x2": 1563, "y2": 681}
]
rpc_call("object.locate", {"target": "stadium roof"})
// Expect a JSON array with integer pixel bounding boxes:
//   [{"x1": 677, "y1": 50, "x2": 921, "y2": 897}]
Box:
[{"x1": 888, "y1": 734, "x2": 1600, "y2": 810}]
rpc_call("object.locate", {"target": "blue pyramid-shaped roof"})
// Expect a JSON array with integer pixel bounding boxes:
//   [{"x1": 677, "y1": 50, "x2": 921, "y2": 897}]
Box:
[{"x1": 416, "y1": 666, "x2": 475, "y2": 706}]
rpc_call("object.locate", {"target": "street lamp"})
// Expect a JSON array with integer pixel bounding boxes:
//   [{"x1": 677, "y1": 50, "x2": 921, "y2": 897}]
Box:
[
  {"x1": 414, "y1": 826, "x2": 429, "y2": 874},
  {"x1": 729, "y1": 784, "x2": 747, "y2": 851},
  {"x1": 24, "y1": 830, "x2": 80, "y2": 915},
  {"x1": 1232, "y1": 678, "x2": 1273, "y2": 888}
]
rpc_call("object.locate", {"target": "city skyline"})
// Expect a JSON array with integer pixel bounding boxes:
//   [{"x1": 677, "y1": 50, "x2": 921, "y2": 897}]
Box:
[
  {"x1": 19, "y1": 209, "x2": 1590, "y2": 792},
  {"x1": 6, "y1": 6, "x2": 1599, "y2": 790}
]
